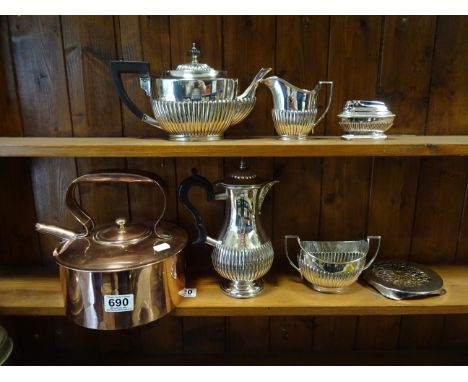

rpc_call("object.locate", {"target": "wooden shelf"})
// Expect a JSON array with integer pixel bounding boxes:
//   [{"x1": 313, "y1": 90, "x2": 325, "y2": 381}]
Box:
[
  {"x1": 0, "y1": 136, "x2": 467, "y2": 157},
  {"x1": 1, "y1": 265, "x2": 468, "y2": 317}
]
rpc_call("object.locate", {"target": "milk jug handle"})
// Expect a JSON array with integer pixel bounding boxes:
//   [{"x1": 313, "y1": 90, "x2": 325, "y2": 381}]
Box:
[
  {"x1": 313, "y1": 81, "x2": 333, "y2": 126},
  {"x1": 178, "y1": 169, "x2": 216, "y2": 245},
  {"x1": 284, "y1": 235, "x2": 302, "y2": 276},
  {"x1": 363, "y1": 235, "x2": 382, "y2": 270}
]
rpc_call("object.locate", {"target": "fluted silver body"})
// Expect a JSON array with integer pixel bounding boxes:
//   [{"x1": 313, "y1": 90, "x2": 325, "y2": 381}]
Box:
[
  {"x1": 212, "y1": 241, "x2": 274, "y2": 282},
  {"x1": 285, "y1": 236, "x2": 381, "y2": 293},
  {"x1": 339, "y1": 116, "x2": 395, "y2": 140},
  {"x1": 210, "y1": 186, "x2": 276, "y2": 298},
  {"x1": 298, "y1": 250, "x2": 366, "y2": 293},
  {"x1": 272, "y1": 109, "x2": 318, "y2": 140},
  {"x1": 152, "y1": 98, "x2": 256, "y2": 141}
]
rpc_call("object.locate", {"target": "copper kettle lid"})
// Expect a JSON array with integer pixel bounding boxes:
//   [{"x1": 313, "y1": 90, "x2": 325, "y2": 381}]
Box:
[
  {"x1": 55, "y1": 220, "x2": 187, "y2": 272},
  {"x1": 36, "y1": 170, "x2": 188, "y2": 272}
]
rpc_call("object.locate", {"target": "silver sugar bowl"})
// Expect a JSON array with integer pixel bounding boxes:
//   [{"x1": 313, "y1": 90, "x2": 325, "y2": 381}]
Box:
[
  {"x1": 338, "y1": 100, "x2": 395, "y2": 140},
  {"x1": 285, "y1": 235, "x2": 381, "y2": 293},
  {"x1": 178, "y1": 160, "x2": 279, "y2": 298},
  {"x1": 110, "y1": 43, "x2": 271, "y2": 141}
]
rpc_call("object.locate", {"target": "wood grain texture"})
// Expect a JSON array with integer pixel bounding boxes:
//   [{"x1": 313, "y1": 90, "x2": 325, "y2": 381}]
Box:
[
  {"x1": 0, "y1": 16, "x2": 22, "y2": 136},
  {"x1": 223, "y1": 15, "x2": 275, "y2": 136},
  {"x1": 7, "y1": 16, "x2": 77, "y2": 264},
  {"x1": 270, "y1": 316, "x2": 314, "y2": 352},
  {"x1": 426, "y1": 16, "x2": 468, "y2": 135},
  {"x1": 322, "y1": 15, "x2": 383, "y2": 352},
  {"x1": 1, "y1": 136, "x2": 468, "y2": 157},
  {"x1": 182, "y1": 317, "x2": 226, "y2": 353},
  {"x1": 141, "y1": 315, "x2": 183, "y2": 354},
  {"x1": 368, "y1": 158, "x2": 420, "y2": 259},
  {"x1": 403, "y1": 16, "x2": 468, "y2": 352},
  {"x1": 118, "y1": 16, "x2": 178, "y2": 224},
  {"x1": 0, "y1": 17, "x2": 41, "y2": 266},
  {"x1": 378, "y1": 16, "x2": 437, "y2": 135},
  {"x1": 228, "y1": 317, "x2": 269, "y2": 353},
  {"x1": 3, "y1": 266, "x2": 468, "y2": 317},
  {"x1": 62, "y1": 16, "x2": 128, "y2": 225}
]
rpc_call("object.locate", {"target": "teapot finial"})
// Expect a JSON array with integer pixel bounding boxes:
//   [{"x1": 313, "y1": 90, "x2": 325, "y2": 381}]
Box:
[{"x1": 188, "y1": 43, "x2": 201, "y2": 64}]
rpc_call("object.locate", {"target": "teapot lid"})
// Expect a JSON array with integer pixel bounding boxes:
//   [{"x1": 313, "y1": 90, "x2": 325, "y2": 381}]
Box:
[
  {"x1": 162, "y1": 43, "x2": 227, "y2": 79},
  {"x1": 220, "y1": 159, "x2": 265, "y2": 187},
  {"x1": 54, "y1": 220, "x2": 187, "y2": 272}
]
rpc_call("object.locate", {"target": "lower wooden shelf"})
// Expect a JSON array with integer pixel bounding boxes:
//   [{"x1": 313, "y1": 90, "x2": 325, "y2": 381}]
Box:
[{"x1": 0, "y1": 265, "x2": 467, "y2": 317}]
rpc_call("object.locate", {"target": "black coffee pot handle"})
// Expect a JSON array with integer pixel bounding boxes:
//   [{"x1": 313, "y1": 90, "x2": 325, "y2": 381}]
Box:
[
  {"x1": 178, "y1": 169, "x2": 216, "y2": 245},
  {"x1": 109, "y1": 60, "x2": 159, "y2": 127}
]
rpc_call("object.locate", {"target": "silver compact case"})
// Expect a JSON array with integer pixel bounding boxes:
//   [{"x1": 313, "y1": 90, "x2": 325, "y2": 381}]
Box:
[
  {"x1": 362, "y1": 259, "x2": 446, "y2": 300},
  {"x1": 338, "y1": 100, "x2": 395, "y2": 140}
]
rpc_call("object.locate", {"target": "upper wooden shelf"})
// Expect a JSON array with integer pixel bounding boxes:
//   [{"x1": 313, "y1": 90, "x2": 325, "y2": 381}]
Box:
[
  {"x1": 1, "y1": 265, "x2": 467, "y2": 317},
  {"x1": 0, "y1": 136, "x2": 467, "y2": 157}
]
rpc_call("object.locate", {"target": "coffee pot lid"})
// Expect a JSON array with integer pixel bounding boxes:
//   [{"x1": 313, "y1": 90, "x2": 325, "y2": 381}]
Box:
[
  {"x1": 162, "y1": 43, "x2": 227, "y2": 79},
  {"x1": 220, "y1": 159, "x2": 265, "y2": 187}
]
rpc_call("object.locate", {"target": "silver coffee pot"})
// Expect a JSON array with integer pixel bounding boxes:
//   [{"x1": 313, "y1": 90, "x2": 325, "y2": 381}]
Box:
[{"x1": 178, "y1": 160, "x2": 279, "y2": 298}]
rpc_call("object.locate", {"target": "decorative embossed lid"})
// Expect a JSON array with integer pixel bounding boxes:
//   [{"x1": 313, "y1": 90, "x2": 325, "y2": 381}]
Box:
[
  {"x1": 362, "y1": 259, "x2": 445, "y2": 300},
  {"x1": 338, "y1": 100, "x2": 395, "y2": 118},
  {"x1": 162, "y1": 43, "x2": 227, "y2": 79},
  {"x1": 219, "y1": 158, "x2": 265, "y2": 187}
]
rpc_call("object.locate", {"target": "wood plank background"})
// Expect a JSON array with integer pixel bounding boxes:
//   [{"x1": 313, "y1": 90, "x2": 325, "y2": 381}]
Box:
[{"x1": 0, "y1": 15, "x2": 467, "y2": 365}]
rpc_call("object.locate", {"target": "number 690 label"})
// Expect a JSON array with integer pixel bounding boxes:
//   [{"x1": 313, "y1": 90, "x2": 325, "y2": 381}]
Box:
[{"x1": 104, "y1": 294, "x2": 134, "y2": 312}]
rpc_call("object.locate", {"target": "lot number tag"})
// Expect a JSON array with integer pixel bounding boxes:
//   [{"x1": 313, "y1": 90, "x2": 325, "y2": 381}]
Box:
[
  {"x1": 104, "y1": 294, "x2": 134, "y2": 312},
  {"x1": 179, "y1": 288, "x2": 197, "y2": 298}
]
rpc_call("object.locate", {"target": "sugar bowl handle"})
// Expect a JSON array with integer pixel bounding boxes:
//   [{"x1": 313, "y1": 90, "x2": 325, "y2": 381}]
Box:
[
  {"x1": 363, "y1": 235, "x2": 382, "y2": 270},
  {"x1": 284, "y1": 235, "x2": 302, "y2": 276}
]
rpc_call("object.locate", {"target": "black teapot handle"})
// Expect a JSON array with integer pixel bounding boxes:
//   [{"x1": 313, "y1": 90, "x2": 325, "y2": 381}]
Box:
[
  {"x1": 177, "y1": 169, "x2": 216, "y2": 245},
  {"x1": 109, "y1": 60, "x2": 159, "y2": 127}
]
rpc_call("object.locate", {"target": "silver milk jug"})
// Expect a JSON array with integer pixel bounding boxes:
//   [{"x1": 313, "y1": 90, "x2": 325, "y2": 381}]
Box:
[{"x1": 178, "y1": 160, "x2": 279, "y2": 298}]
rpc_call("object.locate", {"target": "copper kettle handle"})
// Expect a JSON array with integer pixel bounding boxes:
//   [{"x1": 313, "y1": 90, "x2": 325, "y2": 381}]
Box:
[{"x1": 65, "y1": 170, "x2": 168, "y2": 239}]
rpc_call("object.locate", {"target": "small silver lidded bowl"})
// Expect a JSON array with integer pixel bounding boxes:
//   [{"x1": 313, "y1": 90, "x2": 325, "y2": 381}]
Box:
[{"x1": 338, "y1": 100, "x2": 395, "y2": 140}]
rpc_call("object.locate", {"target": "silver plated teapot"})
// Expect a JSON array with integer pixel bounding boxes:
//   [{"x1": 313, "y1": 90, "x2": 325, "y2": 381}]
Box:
[
  {"x1": 178, "y1": 160, "x2": 279, "y2": 298},
  {"x1": 110, "y1": 43, "x2": 271, "y2": 141}
]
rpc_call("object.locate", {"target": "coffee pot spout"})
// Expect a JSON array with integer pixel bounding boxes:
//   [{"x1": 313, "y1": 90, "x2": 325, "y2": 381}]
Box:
[{"x1": 258, "y1": 180, "x2": 279, "y2": 212}]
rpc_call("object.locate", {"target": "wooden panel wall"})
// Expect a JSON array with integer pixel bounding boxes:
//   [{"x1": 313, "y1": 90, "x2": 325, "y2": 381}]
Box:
[{"x1": 1, "y1": 15, "x2": 468, "y2": 365}]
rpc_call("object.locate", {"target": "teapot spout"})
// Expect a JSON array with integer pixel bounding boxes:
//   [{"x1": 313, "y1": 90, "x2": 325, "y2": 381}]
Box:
[
  {"x1": 258, "y1": 180, "x2": 279, "y2": 212},
  {"x1": 237, "y1": 67, "x2": 272, "y2": 100},
  {"x1": 35, "y1": 223, "x2": 78, "y2": 241}
]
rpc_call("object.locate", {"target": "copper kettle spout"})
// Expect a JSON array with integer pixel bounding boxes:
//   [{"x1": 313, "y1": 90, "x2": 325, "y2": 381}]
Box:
[{"x1": 35, "y1": 223, "x2": 78, "y2": 241}]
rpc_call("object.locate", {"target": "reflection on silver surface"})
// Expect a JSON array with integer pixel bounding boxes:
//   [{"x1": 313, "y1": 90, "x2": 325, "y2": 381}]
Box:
[
  {"x1": 338, "y1": 100, "x2": 395, "y2": 140},
  {"x1": 179, "y1": 161, "x2": 278, "y2": 298},
  {"x1": 111, "y1": 44, "x2": 271, "y2": 140},
  {"x1": 262, "y1": 77, "x2": 333, "y2": 140},
  {"x1": 285, "y1": 235, "x2": 381, "y2": 293},
  {"x1": 151, "y1": 98, "x2": 256, "y2": 141},
  {"x1": 362, "y1": 260, "x2": 445, "y2": 300}
]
